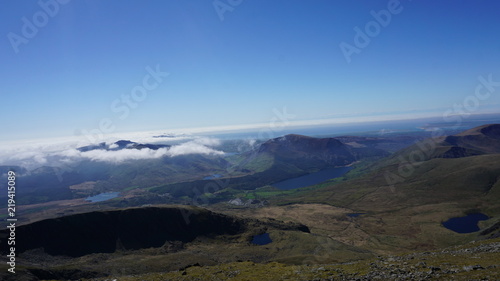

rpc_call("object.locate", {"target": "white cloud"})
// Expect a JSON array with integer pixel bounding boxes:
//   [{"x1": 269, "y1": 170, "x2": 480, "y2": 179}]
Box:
[
  {"x1": 192, "y1": 137, "x2": 221, "y2": 147},
  {"x1": 108, "y1": 143, "x2": 119, "y2": 149},
  {"x1": 166, "y1": 141, "x2": 224, "y2": 157},
  {"x1": 0, "y1": 135, "x2": 225, "y2": 169},
  {"x1": 79, "y1": 147, "x2": 170, "y2": 163},
  {"x1": 247, "y1": 139, "x2": 256, "y2": 147}
]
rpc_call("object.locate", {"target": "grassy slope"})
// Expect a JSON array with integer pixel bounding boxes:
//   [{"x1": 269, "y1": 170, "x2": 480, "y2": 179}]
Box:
[
  {"x1": 278, "y1": 154, "x2": 500, "y2": 208},
  {"x1": 85, "y1": 238, "x2": 500, "y2": 281},
  {"x1": 256, "y1": 149, "x2": 500, "y2": 255},
  {"x1": 4, "y1": 131, "x2": 499, "y2": 280}
]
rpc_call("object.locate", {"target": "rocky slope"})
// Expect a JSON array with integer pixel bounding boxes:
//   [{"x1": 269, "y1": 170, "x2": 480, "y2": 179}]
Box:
[
  {"x1": 79, "y1": 238, "x2": 500, "y2": 280},
  {"x1": 1, "y1": 206, "x2": 274, "y2": 257},
  {"x1": 1, "y1": 205, "x2": 375, "y2": 280}
]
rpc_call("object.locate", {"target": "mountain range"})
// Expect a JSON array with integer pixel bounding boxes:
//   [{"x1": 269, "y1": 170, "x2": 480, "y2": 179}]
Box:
[
  {"x1": 77, "y1": 140, "x2": 171, "y2": 152},
  {"x1": 0, "y1": 124, "x2": 499, "y2": 280}
]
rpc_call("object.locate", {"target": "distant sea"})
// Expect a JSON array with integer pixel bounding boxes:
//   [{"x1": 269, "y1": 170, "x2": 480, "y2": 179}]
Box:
[{"x1": 206, "y1": 113, "x2": 500, "y2": 140}]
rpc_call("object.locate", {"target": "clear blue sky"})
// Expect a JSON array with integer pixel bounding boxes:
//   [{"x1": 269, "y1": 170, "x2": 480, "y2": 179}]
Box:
[{"x1": 1, "y1": 0, "x2": 500, "y2": 141}]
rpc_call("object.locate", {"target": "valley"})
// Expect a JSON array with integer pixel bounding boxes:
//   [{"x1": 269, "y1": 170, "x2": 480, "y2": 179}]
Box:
[
  {"x1": 0, "y1": 123, "x2": 499, "y2": 280},
  {"x1": 4, "y1": 1, "x2": 500, "y2": 279}
]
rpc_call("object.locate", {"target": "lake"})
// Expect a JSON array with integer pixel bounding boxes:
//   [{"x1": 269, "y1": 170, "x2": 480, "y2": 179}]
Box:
[
  {"x1": 346, "y1": 213, "x2": 366, "y2": 218},
  {"x1": 272, "y1": 166, "x2": 353, "y2": 190},
  {"x1": 85, "y1": 192, "x2": 120, "y2": 203},
  {"x1": 203, "y1": 174, "x2": 222, "y2": 180},
  {"x1": 251, "y1": 233, "x2": 272, "y2": 245},
  {"x1": 442, "y1": 213, "x2": 489, "y2": 233}
]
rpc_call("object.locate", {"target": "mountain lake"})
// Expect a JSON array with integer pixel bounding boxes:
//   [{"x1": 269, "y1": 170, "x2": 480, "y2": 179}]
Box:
[
  {"x1": 272, "y1": 166, "x2": 353, "y2": 190},
  {"x1": 251, "y1": 233, "x2": 272, "y2": 245},
  {"x1": 203, "y1": 174, "x2": 222, "y2": 180},
  {"x1": 346, "y1": 213, "x2": 366, "y2": 218},
  {"x1": 442, "y1": 213, "x2": 489, "y2": 233},
  {"x1": 86, "y1": 192, "x2": 120, "y2": 203}
]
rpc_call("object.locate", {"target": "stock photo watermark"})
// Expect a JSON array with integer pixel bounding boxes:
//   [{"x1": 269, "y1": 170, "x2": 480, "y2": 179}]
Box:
[
  {"x1": 213, "y1": 0, "x2": 243, "y2": 21},
  {"x1": 305, "y1": 73, "x2": 499, "y2": 263},
  {"x1": 339, "y1": 0, "x2": 407, "y2": 64},
  {"x1": 384, "y1": 73, "x2": 500, "y2": 191},
  {"x1": 180, "y1": 107, "x2": 295, "y2": 224},
  {"x1": 79, "y1": 64, "x2": 169, "y2": 145},
  {"x1": 46, "y1": 64, "x2": 169, "y2": 182},
  {"x1": 5, "y1": 170, "x2": 17, "y2": 274},
  {"x1": 7, "y1": 0, "x2": 70, "y2": 54}
]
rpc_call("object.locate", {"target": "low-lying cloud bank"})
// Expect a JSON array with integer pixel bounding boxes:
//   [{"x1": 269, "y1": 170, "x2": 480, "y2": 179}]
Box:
[
  {"x1": 0, "y1": 137, "x2": 224, "y2": 170},
  {"x1": 167, "y1": 140, "x2": 223, "y2": 157}
]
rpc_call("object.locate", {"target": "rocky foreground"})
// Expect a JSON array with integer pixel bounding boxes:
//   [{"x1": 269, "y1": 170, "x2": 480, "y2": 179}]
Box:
[{"x1": 91, "y1": 238, "x2": 499, "y2": 281}]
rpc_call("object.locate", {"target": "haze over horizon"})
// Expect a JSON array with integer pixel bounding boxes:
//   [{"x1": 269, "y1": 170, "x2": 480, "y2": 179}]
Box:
[
  {"x1": 2, "y1": 2, "x2": 500, "y2": 278},
  {"x1": 1, "y1": 0, "x2": 500, "y2": 142}
]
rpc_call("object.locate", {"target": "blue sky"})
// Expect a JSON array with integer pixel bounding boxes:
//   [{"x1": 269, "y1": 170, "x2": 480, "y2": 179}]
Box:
[{"x1": 1, "y1": 0, "x2": 500, "y2": 141}]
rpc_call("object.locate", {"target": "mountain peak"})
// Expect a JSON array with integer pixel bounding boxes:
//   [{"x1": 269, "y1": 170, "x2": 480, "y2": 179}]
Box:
[
  {"x1": 256, "y1": 134, "x2": 355, "y2": 167},
  {"x1": 77, "y1": 140, "x2": 170, "y2": 152},
  {"x1": 455, "y1": 124, "x2": 500, "y2": 138},
  {"x1": 480, "y1": 124, "x2": 500, "y2": 139},
  {"x1": 442, "y1": 124, "x2": 500, "y2": 154},
  {"x1": 282, "y1": 134, "x2": 314, "y2": 139}
]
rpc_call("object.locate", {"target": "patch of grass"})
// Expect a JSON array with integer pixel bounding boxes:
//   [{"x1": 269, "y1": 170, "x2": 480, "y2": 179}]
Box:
[
  {"x1": 239, "y1": 186, "x2": 295, "y2": 200},
  {"x1": 233, "y1": 152, "x2": 274, "y2": 173},
  {"x1": 80, "y1": 238, "x2": 500, "y2": 281},
  {"x1": 122, "y1": 185, "x2": 139, "y2": 192}
]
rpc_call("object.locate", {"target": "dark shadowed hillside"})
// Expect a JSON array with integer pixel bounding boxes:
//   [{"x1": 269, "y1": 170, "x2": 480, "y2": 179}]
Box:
[
  {"x1": 256, "y1": 134, "x2": 388, "y2": 168},
  {"x1": 1, "y1": 206, "x2": 246, "y2": 257},
  {"x1": 257, "y1": 134, "x2": 356, "y2": 167},
  {"x1": 399, "y1": 124, "x2": 500, "y2": 160},
  {"x1": 0, "y1": 206, "x2": 377, "y2": 280},
  {"x1": 441, "y1": 124, "x2": 500, "y2": 155}
]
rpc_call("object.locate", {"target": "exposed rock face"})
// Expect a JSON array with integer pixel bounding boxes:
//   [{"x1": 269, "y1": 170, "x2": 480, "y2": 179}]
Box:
[
  {"x1": 0, "y1": 206, "x2": 311, "y2": 259},
  {"x1": 481, "y1": 221, "x2": 500, "y2": 239},
  {"x1": 1, "y1": 206, "x2": 246, "y2": 257}
]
